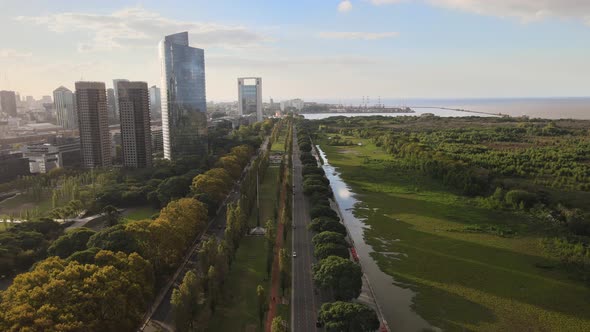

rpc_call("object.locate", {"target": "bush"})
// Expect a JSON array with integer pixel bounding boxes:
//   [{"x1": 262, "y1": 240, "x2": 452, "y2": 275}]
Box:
[
  {"x1": 310, "y1": 206, "x2": 339, "y2": 220},
  {"x1": 505, "y1": 189, "x2": 538, "y2": 209},
  {"x1": 309, "y1": 218, "x2": 347, "y2": 235},
  {"x1": 314, "y1": 242, "x2": 349, "y2": 260}
]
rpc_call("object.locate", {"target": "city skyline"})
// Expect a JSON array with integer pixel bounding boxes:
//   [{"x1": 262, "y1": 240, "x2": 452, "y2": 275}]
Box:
[{"x1": 1, "y1": 1, "x2": 590, "y2": 100}]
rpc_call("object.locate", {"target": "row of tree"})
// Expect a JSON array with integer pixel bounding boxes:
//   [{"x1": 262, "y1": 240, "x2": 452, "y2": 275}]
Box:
[{"x1": 296, "y1": 123, "x2": 380, "y2": 332}]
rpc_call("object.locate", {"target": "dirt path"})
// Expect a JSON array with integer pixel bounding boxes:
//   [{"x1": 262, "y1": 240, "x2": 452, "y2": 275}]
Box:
[{"x1": 265, "y1": 161, "x2": 288, "y2": 332}]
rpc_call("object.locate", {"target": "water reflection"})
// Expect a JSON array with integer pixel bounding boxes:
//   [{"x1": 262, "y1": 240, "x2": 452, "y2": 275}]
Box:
[{"x1": 317, "y1": 145, "x2": 435, "y2": 332}]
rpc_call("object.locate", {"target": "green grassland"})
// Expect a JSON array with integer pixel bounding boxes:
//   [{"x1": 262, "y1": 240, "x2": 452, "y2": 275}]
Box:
[
  {"x1": 319, "y1": 136, "x2": 590, "y2": 331},
  {"x1": 0, "y1": 192, "x2": 54, "y2": 218},
  {"x1": 121, "y1": 206, "x2": 159, "y2": 223},
  {"x1": 207, "y1": 166, "x2": 279, "y2": 331}
]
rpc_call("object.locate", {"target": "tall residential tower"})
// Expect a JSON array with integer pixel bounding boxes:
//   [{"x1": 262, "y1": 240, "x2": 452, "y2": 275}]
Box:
[
  {"x1": 53, "y1": 86, "x2": 77, "y2": 129},
  {"x1": 117, "y1": 81, "x2": 152, "y2": 168},
  {"x1": 159, "y1": 31, "x2": 207, "y2": 160},
  {"x1": 238, "y1": 77, "x2": 263, "y2": 122},
  {"x1": 75, "y1": 82, "x2": 111, "y2": 168}
]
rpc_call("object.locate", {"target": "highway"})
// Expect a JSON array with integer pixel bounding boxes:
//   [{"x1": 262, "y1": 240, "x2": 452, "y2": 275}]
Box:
[{"x1": 291, "y1": 126, "x2": 321, "y2": 332}]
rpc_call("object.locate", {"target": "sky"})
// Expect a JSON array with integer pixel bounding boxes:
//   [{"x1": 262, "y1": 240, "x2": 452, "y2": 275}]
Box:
[{"x1": 0, "y1": 0, "x2": 589, "y2": 101}]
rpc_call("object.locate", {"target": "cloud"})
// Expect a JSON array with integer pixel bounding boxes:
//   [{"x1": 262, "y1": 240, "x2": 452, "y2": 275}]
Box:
[
  {"x1": 318, "y1": 31, "x2": 399, "y2": 40},
  {"x1": 366, "y1": 0, "x2": 590, "y2": 24},
  {"x1": 338, "y1": 1, "x2": 353, "y2": 12},
  {"x1": 0, "y1": 48, "x2": 32, "y2": 58},
  {"x1": 16, "y1": 7, "x2": 272, "y2": 52},
  {"x1": 208, "y1": 55, "x2": 379, "y2": 67}
]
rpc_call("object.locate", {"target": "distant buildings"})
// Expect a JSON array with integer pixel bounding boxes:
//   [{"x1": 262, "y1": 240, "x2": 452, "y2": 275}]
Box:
[
  {"x1": 23, "y1": 139, "x2": 81, "y2": 173},
  {"x1": 0, "y1": 91, "x2": 18, "y2": 117},
  {"x1": 238, "y1": 77, "x2": 263, "y2": 122},
  {"x1": 117, "y1": 81, "x2": 152, "y2": 168},
  {"x1": 159, "y1": 31, "x2": 207, "y2": 160},
  {"x1": 75, "y1": 82, "x2": 111, "y2": 169},
  {"x1": 149, "y1": 85, "x2": 161, "y2": 119},
  {"x1": 280, "y1": 99, "x2": 304, "y2": 112},
  {"x1": 112, "y1": 79, "x2": 129, "y2": 123},
  {"x1": 106, "y1": 88, "x2": 116, "y2": 123},
  {"x1": 53, "y1": 86, "x2": 77, "y2": 129}
]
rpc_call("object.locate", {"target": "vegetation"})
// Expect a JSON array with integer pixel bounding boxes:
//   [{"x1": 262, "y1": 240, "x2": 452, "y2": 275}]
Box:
[
  {"x1": 312, "y1": 255, "x2": 362, "y2": 301},
  {"x1": 318, "y1": 301, "x2": 380, "y2": 332},
  {"x1": 307, "y1": 115, "x2": 590, "y2": 330}
]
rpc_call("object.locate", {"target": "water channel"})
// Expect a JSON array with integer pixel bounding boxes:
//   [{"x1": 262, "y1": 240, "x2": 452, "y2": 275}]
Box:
[{"x1": 316, "y1": 145, "x2": 436, "y2": 332}]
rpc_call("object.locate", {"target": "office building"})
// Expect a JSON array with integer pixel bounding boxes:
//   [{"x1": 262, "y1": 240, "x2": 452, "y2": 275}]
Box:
[
  {"x1": 159, "y1": 31, "x2": 207, "y2": 160},
  {"x1": 117, "y1": 81, "x2": 152, "y2": 168},
  {"x1": 0, "y1": 91, "x2": 18, "y2": 117},
  {"x1": 238, "y1": 77, "x2": 263, "y2": 122},
  {"x1": 75, "y1": 82, "x2": 111, "y2": 168},
  {"x1": 107, "y1": 88, "x2": 116, "y2": 123},
  {"x1": 53, "y1": 86, "x2": 77, "y2": 129},
  {"x1": 149, "y1": 85, "x2": 161, "y2": 119}
]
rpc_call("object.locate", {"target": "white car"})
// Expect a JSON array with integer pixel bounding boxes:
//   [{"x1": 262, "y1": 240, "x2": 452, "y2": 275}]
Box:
[{"x1": 292, "y1": 251, "x2": 297, "y2": 258}]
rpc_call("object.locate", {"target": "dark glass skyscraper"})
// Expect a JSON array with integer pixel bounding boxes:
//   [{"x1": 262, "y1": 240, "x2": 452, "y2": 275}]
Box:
[{"x1": 159, "y1": 31, "x2": 207, "y2": 160}]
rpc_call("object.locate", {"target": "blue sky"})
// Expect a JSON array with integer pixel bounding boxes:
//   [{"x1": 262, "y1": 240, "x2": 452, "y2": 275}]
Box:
[{"x1": 1, "y1": 0, "x2": 589, "y2": 101}]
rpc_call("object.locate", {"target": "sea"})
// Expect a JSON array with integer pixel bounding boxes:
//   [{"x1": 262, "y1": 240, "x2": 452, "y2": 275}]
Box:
[{"x1": 306, "y1": 97, "x2": 590, "y2": 120}]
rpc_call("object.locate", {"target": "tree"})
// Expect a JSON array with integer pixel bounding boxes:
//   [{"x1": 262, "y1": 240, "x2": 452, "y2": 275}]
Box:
[
  {"x1": 271, "y1": 315, "x2": 288, "y2": 332},
  {"x1": 314, "y1": 242, "x2": 350, "y2": 260},
  {"x1": 279, "y1": 248, "x2": 290, "y2": 296},
  {"x1": 171, "y1": 270, "x2": 202, "y2": 332},
  {"x1": 265, "y1": 219, "x2": 276, "y2": 277},
  {"x1": 217, "y1": 155, "x2": 242, "y2": 179},
  {"x1": 257, "y1": 284, "x2": 268, "y2": 328},
  {"x1": 159, "y1": 198, "x2": 208, "y2": 247},
  {"x1": 155, "y1": 176, "x2": 192, "y2": 206},
  {"x1": 102, "y1": 205, "x2": 120, "y2": 227},
  {"x1": 318, "y1": 301, "x2": 380, "y2": 332},
  {"x1": 312, "y1": 231, "x2": 348, "y2": 247},
  {"x1": 87, "y1": 224, "x2": 140, "y2": 255},
  {"x1": 47, "y1": 228, "x2": 96, "y2": 258},
  {"x1": 313, "y1": 256, "x2": 362, "y2": 300},
  {"x1": 208, "y1": 266, "x2": 219, "y2": 312},
  {"x1": 191, "y1": 168, "x2": 233, "y2": 204},
  {"x1": 308, "y1": 218, "x2": 346, "y2": 236},
  {"x1": 0, "y1": 251, "x2": 154, "y2": 332}
]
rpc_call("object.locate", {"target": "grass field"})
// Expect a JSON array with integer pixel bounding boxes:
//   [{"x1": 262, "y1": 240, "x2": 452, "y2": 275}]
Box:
[
  {"x1": 206, "y1": 236, "x2": 269, "y2": 332},
  {"x1": 319, "y1": 136, "x2": 590, "y2": 332},
  {"x1": 0, "y1": 192, "x2": 53, "y2": 218},
  {"x1": 121, "y1": 206, "x2": 159, "y2": 223},
  {"x1": 207, "y1": 165, "x2": 279, "y2": 331}
]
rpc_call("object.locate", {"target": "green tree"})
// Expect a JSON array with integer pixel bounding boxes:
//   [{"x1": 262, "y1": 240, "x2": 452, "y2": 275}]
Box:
[
  {"x1": 271, "y1": 315, "x2": 288, "y2": 332},
  {"x1": 102, "y1": 205, "x2": 121, "y2": 227},
  {"x1": 279, "y1": 248, "x2": 290, "y2": 296},
  {"x1": 312, "y1": 256, "x2": 362, "y2": 300},
  {"x1": 257, "y1": 284, "x2": 268, "y2": 328},
  {"x1": 208, "y1": 266, "x2": 219, "y2": 312},
  {"x1": 314, "y1": 242, "x2": 349, "y2": 260},
  {"x1": 318, "y1": 301, "x2": 380, "y2": 332},
  {"x1": 47, "y1": 228, "x2": 96, "y2": 258},
  {"x1": 171, "y1": 270, "x2": 202, "y2": 332},
  {"x1": 312, "y1": 231, "x2": 348, "y2": 247}
]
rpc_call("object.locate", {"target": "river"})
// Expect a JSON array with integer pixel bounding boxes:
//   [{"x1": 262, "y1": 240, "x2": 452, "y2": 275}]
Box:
[
  {"x1": 316, "y1": 146, "x2": 437, "y2": 332},
  {"x1": 302, "y1": 107, "x2": 496, "y2": 120}
]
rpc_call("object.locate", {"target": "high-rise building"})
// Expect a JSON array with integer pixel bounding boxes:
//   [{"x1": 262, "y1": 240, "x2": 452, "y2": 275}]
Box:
[
  {"x1": 149, "y1": 85, "x2": 161, "y2": 119},
  {"x1": 112, "y1": 79, "x2": 129, "y2": 123},
  {"x1": 53, "y1": 86, "x2": 77, "y2": 129},
  {"x1": 238, "y1": 77, "x2": 263, "y2": 122},
  {"x1": 75, "y1": 82, "x2": 111, "y2": 168},
  {"x1": 159, "y1": 31, "x2": 207, "y2": 160},
  {"x1": 117, "y1": 81, "x2": 152, "y2": 168},
  {"x1": 106, "y1": 88, "x2": 116, "y2": 123},
  {"x1": 0, "y1": 91, "x2": 18, "y2": 117}
]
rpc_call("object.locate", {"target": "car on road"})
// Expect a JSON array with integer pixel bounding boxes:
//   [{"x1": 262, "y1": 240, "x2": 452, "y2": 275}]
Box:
[{"x1": 292, "y1": 251, "x2": 297, "y2": 258}]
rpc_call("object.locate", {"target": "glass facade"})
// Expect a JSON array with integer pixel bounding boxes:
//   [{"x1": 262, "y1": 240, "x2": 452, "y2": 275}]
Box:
[{"x1": 159, "y1": 32, "x2": 208, "y2": 160}]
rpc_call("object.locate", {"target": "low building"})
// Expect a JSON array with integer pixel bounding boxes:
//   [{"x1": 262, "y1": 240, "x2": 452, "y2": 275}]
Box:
[
  {"x1": 23, "y1": 140, "x2": 81, "y2": 173},
  {"x1": 0, "y1": 152, "x2": 30, "y2": 183}
]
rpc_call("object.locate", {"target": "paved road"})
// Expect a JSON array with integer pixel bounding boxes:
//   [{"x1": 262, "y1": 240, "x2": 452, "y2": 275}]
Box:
[{"x1": 291, "y1": 126, "x2": 321, "y2": 332}]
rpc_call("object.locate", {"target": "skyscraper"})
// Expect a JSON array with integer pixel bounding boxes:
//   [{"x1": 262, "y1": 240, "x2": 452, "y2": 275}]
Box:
[
  {"x1": 53, "y1": 86, "x2": 77, "y2": 129},
  {"x1": 117, "y1": 81, "x2": 152, "y2": 168},
  {"x1": 0, "y1": 90, "x2": 17, "y2": 117},
  {"x1": 238, "y1": 77, "x2": 263, "y2": 122},
  {"x1": 159, "y1": 31, "x2": 207, "y2": 160},
  {"x1": 112, "y1": 79, "x2": 129, "y2": 123},
  {"x1": 75, "y1": 82, "x2": 111, "y2": 168},
  {"x1": 106, "y1": 88, "x2": 116, "y2": 123},
  {"x1": 149, "y1": 85, "x2": 161, "y2": 119}
]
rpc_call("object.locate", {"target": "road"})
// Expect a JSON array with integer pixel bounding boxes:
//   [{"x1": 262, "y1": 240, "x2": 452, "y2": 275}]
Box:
[{"x1": 291, "y1": 126, "x2": 321, "y2": 332}]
